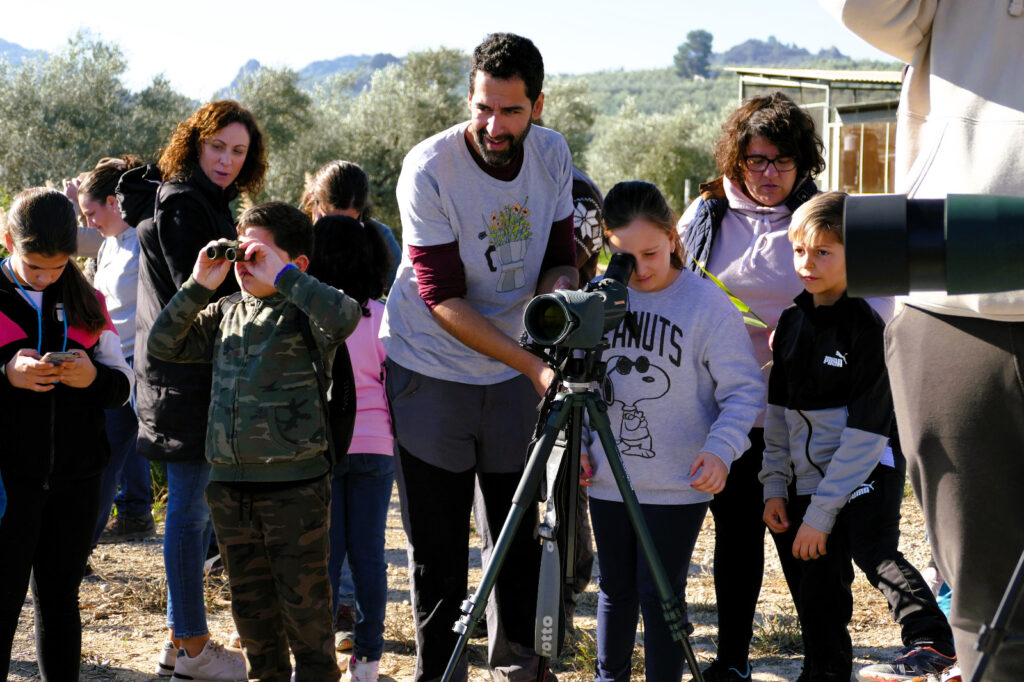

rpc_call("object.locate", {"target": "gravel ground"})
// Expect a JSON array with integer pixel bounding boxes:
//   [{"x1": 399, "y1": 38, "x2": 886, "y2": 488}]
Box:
[{"x1": 7, "y1": 486, "x2": 936, "y2": 681}]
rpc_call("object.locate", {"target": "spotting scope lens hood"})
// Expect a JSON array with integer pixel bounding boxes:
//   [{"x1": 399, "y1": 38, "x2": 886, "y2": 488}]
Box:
[{"x1": 844, "y1": 194, "x2": 1024, "y2": 296}]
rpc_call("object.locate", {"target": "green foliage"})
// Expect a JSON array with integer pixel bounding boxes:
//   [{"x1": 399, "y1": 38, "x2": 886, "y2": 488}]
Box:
[
  {"x1": 752, "y1": 610, "x2": 804, "y2": 655},
  {"x1": 340, "y1": 47, "x2": 468, "y2": 230},
  {"x1": 0, "y1": 32, "x2": 193, "y2": 195},
  {"x1": 0, "y1": 33, "x2": 902, "y2": 247},
  {"x1": 126, "y1": 75, "x2": 195, "y2": 161},
  {"x1": 540, "y1": 77, "x2": 598, "y2": 167},
  {"x1": 563, "y1": 67, "x2": 738, "y2": 118},
  {"x1": 674, "y1": 30, "x2": 714, "y2": 79},
  {"x1": 234, "y1": 66, "x2": 326, "y2": 205},
  {"x1": 584, "y1": 99, "x2": 718, "y2": 214}
]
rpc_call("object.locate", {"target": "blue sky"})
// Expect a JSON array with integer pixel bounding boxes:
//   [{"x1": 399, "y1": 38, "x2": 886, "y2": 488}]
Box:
[{"x1": 3, "y1": 0, "x2": 894, "y2": 100}]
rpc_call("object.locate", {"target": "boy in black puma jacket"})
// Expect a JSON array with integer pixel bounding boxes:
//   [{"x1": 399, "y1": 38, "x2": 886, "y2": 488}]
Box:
[{"x1": 759, "y1": 192, "x2": 892, "y2": 682}]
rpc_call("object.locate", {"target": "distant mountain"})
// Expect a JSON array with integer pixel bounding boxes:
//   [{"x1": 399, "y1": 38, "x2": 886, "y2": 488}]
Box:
[
  {"x1": 714, "y1": 36, "x2": 849, "y2": 67},
  {"x1": 223, "y1": 52, "x2": 402, "y2": 95},
  {"x1": 226, "y1": 58, "x2": 263, "y2": 91},
  {"x1": 0, "y1": 37, "x2": 46, "y2": 65},
  {"x1": 300, "y1": 52, "x2": 400, "y2": 83}
]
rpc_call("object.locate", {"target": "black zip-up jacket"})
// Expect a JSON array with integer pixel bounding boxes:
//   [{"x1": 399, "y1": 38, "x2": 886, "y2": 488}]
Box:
[
  {"x1": 760, "y1": 291, "x2": 892, "y2": 534},
  {"x1": 0, "y1": 273, "x2": 131, "y2": 487},
  {"x1": 134, "y1": 170, "x2": 240, "y2": 462}
]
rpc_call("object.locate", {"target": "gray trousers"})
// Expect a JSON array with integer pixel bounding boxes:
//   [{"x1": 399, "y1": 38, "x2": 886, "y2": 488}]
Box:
[
  {"x1": 387, "y1": 361, "x2": 546, "y2": 682},
  {"x1": 886, "y1": 305, "x2": 1024, "y2": 680}
]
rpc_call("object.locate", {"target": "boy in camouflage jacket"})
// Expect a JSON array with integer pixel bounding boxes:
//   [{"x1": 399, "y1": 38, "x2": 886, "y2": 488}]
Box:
[{"x1": 149, "y1": 202, "x2": 361, "y2": 681}]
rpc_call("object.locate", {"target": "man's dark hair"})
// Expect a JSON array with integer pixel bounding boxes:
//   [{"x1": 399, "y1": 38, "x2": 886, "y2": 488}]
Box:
[
  {"x1": 238, "y1": 201, "x2": 313, "y2": 259},
  {"x1": 469, "y1": 33, "x2": 544, "y2": 103}
]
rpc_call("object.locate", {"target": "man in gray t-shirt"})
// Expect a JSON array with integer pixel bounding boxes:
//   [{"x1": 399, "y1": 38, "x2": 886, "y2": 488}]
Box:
[{"x1": 380, "y1": 32, "x2": 576, "y2": 682}]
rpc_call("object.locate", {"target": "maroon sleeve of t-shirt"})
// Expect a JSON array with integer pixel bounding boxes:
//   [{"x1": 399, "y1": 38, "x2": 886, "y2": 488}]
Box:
[
  {"x1": 408, "y1": 241, "x2": 467, "y2": 309},
  {"x1": 540, "y1": 214, "x2": 577, "y2": 274}
]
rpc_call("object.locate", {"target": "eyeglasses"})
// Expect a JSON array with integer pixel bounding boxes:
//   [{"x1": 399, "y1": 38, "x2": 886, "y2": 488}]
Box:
[{"x1": 743, "y1": 155, "x2": 797, "y2": 173}]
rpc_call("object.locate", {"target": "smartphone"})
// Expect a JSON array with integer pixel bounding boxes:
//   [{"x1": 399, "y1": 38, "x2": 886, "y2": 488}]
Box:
[{"x1": 41, "y1": 351, "x2": 78, "y2": 365}]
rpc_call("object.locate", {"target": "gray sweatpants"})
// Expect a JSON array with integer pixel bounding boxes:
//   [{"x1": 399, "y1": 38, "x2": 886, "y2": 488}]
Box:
[
  {"x1": 886, "y1": 305, "x2": 1024, "y2": 680},
  {"x1": 386, "y1": 360, "x2": 545, "y2": 682}
]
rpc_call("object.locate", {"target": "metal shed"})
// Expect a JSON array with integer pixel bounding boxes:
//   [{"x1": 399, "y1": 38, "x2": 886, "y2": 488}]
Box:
[{"x1": 725, "y1": 67, "x2": 904, "y2": 193}]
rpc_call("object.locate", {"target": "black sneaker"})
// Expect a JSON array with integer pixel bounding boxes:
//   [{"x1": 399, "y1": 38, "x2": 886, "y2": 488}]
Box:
[
  {"x1": 857, "y1": 644, "x2": 956, "y2": 681},
  {"x1": 702, "y1": 659, "x2": 752, "y2": 681},
  {"x1": 97, "y1": 514, "x2": 156, "y2": 544}
]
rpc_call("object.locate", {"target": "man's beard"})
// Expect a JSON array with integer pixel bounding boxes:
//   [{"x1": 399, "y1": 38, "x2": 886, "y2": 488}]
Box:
[{"x1": 474, "y1": 119, "x2": 532, "y2": 167}]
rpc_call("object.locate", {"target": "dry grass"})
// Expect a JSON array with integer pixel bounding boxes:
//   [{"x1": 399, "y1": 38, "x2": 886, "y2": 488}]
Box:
[{"x1": 7, "y1": 487, "x2": 934, "y2": 681}]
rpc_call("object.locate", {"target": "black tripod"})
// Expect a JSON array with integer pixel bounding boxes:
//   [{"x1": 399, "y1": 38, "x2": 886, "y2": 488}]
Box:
[
  {"x1": 441, "y1": 341, "x2": 705, "y2": 682},
  {"x1": 971, "y1": 547, "x2": 1024, "y2": 681}
]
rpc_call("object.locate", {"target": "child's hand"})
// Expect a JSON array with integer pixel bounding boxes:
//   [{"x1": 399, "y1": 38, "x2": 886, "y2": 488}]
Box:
[
  {"x1": 56, "y1": 349, "x2": 97, "y2": 388},
  {"x1": 792, "y1": 522, "x2": 829, "y2": 561},
  {"x1": 579, "y1": 450, "x2": 594, "y2": 487},
  {"x1": 239, "y1": 237, "x2": 289, "y2": 287},
  {"x1": 763, "y1": 497, "x2": 790, "y2": 533},
  {"x1": 688, "y1": 452, "x2": 727, "y2": 493},
  {"x1": 5, "y1": 349, "x2": 60, "y2": 392},
  {"x1": 193, "y1": 240, "x2": 233, "y2": 290}
]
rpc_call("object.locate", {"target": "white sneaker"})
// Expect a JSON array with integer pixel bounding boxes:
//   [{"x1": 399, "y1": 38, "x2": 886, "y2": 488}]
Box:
[
  {"x1": 342, "y1": 655, "x2": 379, "y2": 682},
  {"x1": 156, "y1": 640, "x2": 177, "y2": 677},
  {"x1": 940, "y1": 664, "x2": 963, "y2": 682},
  {"x1": 171, "y1": 639, "x2": 247, "y2": 681}
]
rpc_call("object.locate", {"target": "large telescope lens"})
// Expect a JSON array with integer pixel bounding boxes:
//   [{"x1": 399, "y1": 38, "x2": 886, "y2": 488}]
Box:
[
  {"x1": 522, "y1": 253, "x2": 636, "y2": 349},
  {"x1": 526, "y1": 296, "x2": 577, "y2": 346},
  {"x1": 524, "y1": 290, "x2": 604, "y2": 347},
  {"x1": 844, "y1": 194, "x2": 1024, "y2": 296}
]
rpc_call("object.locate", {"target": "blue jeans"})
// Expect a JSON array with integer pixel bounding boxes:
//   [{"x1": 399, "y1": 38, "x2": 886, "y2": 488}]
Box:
[
  {"x1": 92, "y1": 356, "x2": 152, "y2": 545},
  {"x1": 164, "y1": 459, "x2": 213, "y2": 638},
  {"x1": 92, "y1": 415, "x2": 152, "y2": 547},
  {"x1": 328, "y1": 453, "x2": 394, "y2": 661},
  {"x1": 336, "y1": 558, "x2": 355, "y2": 607},
  {"x1": 590, "y1": 498, "x2": 708, "y2": 682}
]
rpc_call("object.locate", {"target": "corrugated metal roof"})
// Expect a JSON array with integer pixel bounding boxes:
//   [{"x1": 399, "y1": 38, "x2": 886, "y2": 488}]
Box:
[{"x1": 724, "y1": 66, "x2": 903, "y2": 85}]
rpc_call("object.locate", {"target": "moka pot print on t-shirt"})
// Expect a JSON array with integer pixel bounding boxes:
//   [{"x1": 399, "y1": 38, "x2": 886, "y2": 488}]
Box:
[{"x1": 479, "y1": 198, "x2": 533, "y2": 293}]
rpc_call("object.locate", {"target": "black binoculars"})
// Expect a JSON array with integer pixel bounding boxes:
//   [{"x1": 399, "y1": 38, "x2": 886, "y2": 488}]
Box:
[{"x1": 204, "y1": 240, "x2": 250, "y2": 262}]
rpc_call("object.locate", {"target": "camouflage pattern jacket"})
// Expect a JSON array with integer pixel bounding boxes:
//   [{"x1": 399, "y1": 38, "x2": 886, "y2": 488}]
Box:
[{"x1": 147, "y1": 267, "x2": 361, "y2": 483}]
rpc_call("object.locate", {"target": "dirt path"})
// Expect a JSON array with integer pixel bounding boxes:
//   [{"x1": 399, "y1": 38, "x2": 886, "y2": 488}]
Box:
[{"x1": 8, "y1": 488, "x2": 934, "y2": 681}]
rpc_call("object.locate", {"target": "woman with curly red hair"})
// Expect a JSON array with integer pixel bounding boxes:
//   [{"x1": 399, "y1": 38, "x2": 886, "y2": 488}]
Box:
[{"x1": 133, "y1": 100, "x2": 266, "y2": 680}]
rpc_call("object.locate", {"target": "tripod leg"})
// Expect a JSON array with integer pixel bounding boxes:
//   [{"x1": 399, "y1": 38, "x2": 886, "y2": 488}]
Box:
[
  {"x1": 585, "y1": 395, "x2": 705, "y2": 682},
  {"x1": 441, "y1": 395, "x2": 573, "y2": 682},
  {"x1": 972, "y1": 547, "x2": 1024, "y2": 682}
]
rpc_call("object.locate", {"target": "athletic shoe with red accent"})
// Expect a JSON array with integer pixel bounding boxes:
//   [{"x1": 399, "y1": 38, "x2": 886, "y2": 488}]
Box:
[{"x1": 857, "y1": 644, "x2": 957, "y2": 681}]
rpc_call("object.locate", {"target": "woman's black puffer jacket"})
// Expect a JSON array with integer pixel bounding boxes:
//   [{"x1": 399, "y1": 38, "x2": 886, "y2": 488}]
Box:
[{"x1": 133, "y1": 170, "x2": 239, "y2": 462}]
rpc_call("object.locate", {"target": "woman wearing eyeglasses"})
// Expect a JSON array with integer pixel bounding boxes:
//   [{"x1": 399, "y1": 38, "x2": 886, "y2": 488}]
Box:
[
  {"x1": 677, "y1": 92, "x2": 930, "y2": 682},
  {"x1": 677, "y1": 91, "x2": 825, "y2": 682}
]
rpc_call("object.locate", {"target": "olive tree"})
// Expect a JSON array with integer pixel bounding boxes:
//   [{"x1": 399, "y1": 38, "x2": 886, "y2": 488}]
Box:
[{"x1": 585, "y1": 98, "x2": 717, "y2": 214}]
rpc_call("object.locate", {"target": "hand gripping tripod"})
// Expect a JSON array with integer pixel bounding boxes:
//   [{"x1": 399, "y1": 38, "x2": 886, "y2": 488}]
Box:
[{"x1": 440, "y1": 339, "x2": 705, "y2": 682}]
